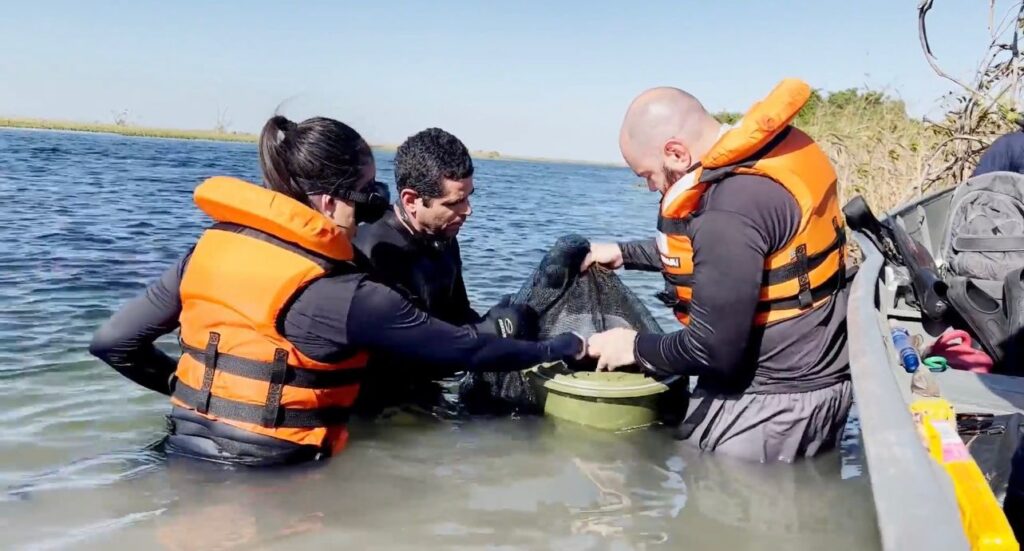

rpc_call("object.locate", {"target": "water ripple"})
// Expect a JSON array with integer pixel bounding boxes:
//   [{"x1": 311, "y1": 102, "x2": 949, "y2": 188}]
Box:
[{"x1": 0, "y1": 128, "x2": 876, "y2": 550}]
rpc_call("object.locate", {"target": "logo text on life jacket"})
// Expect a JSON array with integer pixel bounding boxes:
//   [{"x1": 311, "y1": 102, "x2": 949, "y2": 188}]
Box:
[{"x1": 660, "y1": 255, "x2": 680, "y2": 268}]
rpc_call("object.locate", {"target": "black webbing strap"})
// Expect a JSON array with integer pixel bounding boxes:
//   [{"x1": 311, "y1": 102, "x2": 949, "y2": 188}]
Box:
[
  {"x1": 172, "y1": 379, "x2": 351, "y2": 429},
  {"x1": 953, "y1": 235, "x2": 1024, "y2": 252},
  {"x1": 195, "y1": 332, "x2": 220, "y2": 415},
  {"x1": 657, "y1": 215, "x2": 691, "y2": 236},
  {"x1": 755, "y1": 268, "x2": 844, "y2": 312},
  {"x1": 793, "y1": 244, "x2": 813, "y2": 308},
  {"x1": 662, "y1": 272, "x2": 693, "y2": 287},
  {"x1": 209, "y1": 222, "x2": 339, "y2": 271},
  {"x1": 675, "y1": 395, "x2": 713, "y2": 440},
  {"x1": 760, "y1": 218, "x2": 847, "y2": 312},
  {"x1": 181, "y1": 345, "x2": 365, "y2": 389},
  {"x1": 262, "y1": 349, "x2": 289, "y2": 428},
  {"x1": 762, "y1": 221, "x2": 846, "y2": 286},
  {"x1": 662, "y1": 270, "x2": 842, "y2": 320}
]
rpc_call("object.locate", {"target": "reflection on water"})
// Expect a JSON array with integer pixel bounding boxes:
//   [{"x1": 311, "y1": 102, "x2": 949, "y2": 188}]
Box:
[
  {"x1": 2, "y1": 417, "x2": 877, "y2": 550},
  {"x1": 0, "y1": 129, "x2": 879, "y2": 550}
]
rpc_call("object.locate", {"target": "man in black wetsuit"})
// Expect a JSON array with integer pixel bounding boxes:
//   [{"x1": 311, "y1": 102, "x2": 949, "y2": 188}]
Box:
[{"x1": 352, "y1": 128, "x2": 535, "y2": 413}]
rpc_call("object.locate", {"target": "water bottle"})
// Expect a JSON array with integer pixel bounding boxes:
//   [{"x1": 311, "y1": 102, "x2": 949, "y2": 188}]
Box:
[{"x1": 891, "y1": 327, "x2": 920, "y2": 373}]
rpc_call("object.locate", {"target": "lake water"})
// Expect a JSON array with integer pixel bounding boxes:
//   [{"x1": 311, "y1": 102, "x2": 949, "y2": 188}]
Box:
[{"x1": 0, "y1": 128, "x2": 880, "y2": 550}]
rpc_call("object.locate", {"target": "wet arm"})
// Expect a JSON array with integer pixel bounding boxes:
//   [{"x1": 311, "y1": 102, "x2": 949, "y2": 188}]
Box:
[
  {"x1": 632, "y1": 212, "x2": 764, "y2": 379},
  {"x1": 89, "y1": 254, "x2": 188, "y2": 395},
  {"x1": 347, "y1": 280, "x2": 579, "y2": 372},
  {"x1": 619, "y1": 238, "x2": 663, "y2": 271}
]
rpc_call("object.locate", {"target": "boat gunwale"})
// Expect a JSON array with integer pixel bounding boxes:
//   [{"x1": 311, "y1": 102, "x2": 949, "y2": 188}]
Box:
[{"x1": 847, "y1": 232, "x2": 971, "y2": 551}]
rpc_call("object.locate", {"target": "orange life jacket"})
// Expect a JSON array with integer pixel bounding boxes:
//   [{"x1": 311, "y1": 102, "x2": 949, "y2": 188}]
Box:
[
  {"x1": 169, "y1": 176, "x2": 368, "y2": 456},
  {"x1": 657, "y1": 78, "x2": 846, "y2": 326}
]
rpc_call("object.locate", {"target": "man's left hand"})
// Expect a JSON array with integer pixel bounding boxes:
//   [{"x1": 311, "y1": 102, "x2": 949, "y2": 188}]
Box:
[{"x1": 587, "y1": 328, "x2": 638, "y2": 371}]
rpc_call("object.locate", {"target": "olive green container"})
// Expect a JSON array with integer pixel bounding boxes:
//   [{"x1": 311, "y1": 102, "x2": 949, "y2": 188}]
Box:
[{"x1": 525, "y1": 363, "x2": 681, "y2": 431}]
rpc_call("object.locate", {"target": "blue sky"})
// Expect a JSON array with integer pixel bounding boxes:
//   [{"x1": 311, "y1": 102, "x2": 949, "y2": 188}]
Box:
[{"x1": 0, "y1": 0, "x2": 1006, "y2": 162}]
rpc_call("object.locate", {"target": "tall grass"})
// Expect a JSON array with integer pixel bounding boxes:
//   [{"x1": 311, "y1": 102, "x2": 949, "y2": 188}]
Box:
[
  {"x1": 796, "y1": 92, "x2": 944, "y2": 214},
  {"x1": 719, "y1": 88, "x2": 951, "y2": 215}
]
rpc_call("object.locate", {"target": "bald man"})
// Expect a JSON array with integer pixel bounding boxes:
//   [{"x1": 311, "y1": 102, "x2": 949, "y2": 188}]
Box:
[{"x1": 583, "y1": 81, "x2": 851, "y2": 463}]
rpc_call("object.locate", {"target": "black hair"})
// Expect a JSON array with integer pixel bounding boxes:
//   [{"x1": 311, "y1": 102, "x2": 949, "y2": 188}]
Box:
[
  {"x1": 258, "y1": 115, "x2": 373, "y2": 206},
  {"x1": 394, "y1": 127, "x2": 474, "y2": 206}
]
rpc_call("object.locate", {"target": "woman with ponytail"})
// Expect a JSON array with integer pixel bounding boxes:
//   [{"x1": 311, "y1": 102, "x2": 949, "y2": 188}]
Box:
[{"x1": 90, "y1": 114, "x2": 585, "y2": 466}]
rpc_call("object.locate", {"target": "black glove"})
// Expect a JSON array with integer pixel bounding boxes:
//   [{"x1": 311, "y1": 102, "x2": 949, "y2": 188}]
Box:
[
  {"x1": 547, "y1": 332, "x2": 587, "y2": 362},
  {"x1": 476, "y1": 301, "x2": 539, "y2": 340},
  {"x1": 538, "y1": 234, "x2": 591, "y2": 289}
]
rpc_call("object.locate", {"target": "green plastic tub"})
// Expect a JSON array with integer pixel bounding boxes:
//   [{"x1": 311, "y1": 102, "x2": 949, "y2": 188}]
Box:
[{"x1": 525, "y1": 363, "x2": 682, "y2": 431}]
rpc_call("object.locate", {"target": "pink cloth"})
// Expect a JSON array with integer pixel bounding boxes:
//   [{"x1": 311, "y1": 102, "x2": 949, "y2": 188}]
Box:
[{"x1": 925, "y1": 330, "x2": 993, "y2": 374}]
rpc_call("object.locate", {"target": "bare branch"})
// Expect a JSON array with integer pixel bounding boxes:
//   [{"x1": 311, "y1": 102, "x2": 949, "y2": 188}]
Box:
[
  {"x1": 991, "y1": 0, "x2": 998, "y2": 39},
  {"x1": 994, "y1": 2, "x2": 1023, "y2": 42},
  {"x1": 919, "y1": 0, "x2": 986, "y2": 98}
]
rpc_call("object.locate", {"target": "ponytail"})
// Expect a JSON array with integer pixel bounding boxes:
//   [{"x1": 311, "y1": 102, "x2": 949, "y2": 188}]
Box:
[
  {"x1": 257, "y1": 114, "x2": 373, "y2": 206},
  {"x1": 258, "y1": 115, "x2": 312, "y2": 205}
]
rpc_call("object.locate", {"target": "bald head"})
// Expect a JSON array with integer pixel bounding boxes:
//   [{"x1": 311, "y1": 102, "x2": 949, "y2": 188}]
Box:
[{"x1": 619, "y1": 87, "x2": 718, "y2": 167}]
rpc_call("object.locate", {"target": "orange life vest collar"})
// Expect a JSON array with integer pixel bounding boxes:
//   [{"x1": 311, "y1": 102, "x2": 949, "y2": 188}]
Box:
[
  {"x1": 194, "y1": 176, "x2": 353, "y2": 262},
  {"x1": 700, "y1": 78, "x2": 812, "y2": 172}
]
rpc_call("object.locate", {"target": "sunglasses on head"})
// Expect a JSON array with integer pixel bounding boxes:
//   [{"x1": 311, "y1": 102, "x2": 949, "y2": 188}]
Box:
[
  {"x1": 333, "y1": 180, "x2": 390, "y2": 224},
  {"x1": 299, "y1": 177, "x2": 392, "y2": 224}
]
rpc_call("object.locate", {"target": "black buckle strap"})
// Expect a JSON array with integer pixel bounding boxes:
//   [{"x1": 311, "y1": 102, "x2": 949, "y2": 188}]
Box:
[
  {"x1": 262, "y1": 349, "x2": 289, "y2": 428},
  {"x1": 793, "y1": 244, "x2": 813, "y2": 308},
  {"x1": 666, "y1": 269, "x2": 841, "y2": 317},
  {"x1": 172, "y1": 379, "x2": 351, "y2": 429},
  {"x1": 756, "y1": 268, "x2": 844, "y2": 313},
  {"x1": 835, "y1": 219, "x2": 848, "y2": 290},
  {"x1": 181, "y1": 346, "x2": 365, "y2": 389},
  {"x1": 654, "y1": 284, "x2": 678, "y2": 307},
  {"x1": 195, "y1": 332, "x2": 220, "y2": 415},
  {"x1": 762, "y1": 220, "x2": 845, "y2": 286}
]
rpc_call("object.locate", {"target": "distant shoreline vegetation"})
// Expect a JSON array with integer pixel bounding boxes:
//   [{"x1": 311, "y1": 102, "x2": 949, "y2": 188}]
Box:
[
  {"x1": 0, "y1": 117, "x2": 258, "y2": 143},
  {"x1": 0, "y1": 117, "x2": 618, "y2": 167}
]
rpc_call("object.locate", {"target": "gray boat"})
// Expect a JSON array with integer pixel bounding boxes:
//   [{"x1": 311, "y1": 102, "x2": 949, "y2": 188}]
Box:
[{"x1": 847, "y1": 178, "x2": 1024, "y2": 551}]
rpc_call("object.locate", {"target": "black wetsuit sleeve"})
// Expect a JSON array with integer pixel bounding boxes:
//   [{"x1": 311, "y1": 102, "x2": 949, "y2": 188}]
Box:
[
  {"x1": 633, "y1": 177, "x2": 800, "y2": 380},
  {"x1": 346, "y1": 279, "x2": 580, "y2": 372},
  {"x1": 633, "y1": 212, "x2": 765, "y2": 379},
  {"x1": 619, "y1": 238, "x2": 662, "y2": 271},
  {"x1": 89, "y1": 252, "x2": 190, "y2": 395}
]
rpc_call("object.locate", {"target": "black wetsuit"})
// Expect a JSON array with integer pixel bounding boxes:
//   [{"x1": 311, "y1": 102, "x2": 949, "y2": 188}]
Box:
[
  {"x1": 619, "y1": 174, "x2": 850, "y2": 395},
  {"x1": 353, "y1": 208, "x2": 480, "y2": 325},
  {"x1": 89, "y1": 250, "x2": 581, "y2": 464},
  {"x1": 351, "y1": 208, "x2": 485, "y2": 413}
]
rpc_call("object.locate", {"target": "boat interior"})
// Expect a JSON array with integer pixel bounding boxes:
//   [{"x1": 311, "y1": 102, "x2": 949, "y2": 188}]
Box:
[{"x1": 860, "y1": 186, "x2": 1024, "y2": 415}]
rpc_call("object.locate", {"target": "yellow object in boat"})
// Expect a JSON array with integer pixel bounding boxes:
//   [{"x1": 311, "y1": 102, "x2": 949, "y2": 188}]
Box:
[{"x1": 909, "y1": 397, "x2": 1019, "y2": 551}]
